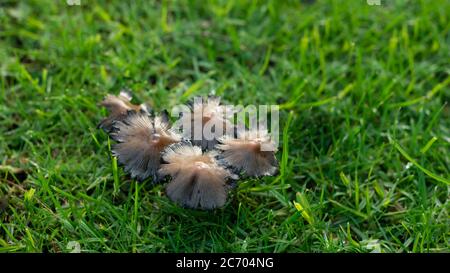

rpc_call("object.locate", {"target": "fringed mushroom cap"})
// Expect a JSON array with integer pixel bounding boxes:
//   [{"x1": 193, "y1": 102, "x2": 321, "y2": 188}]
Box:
[
  {"x1": 216, "y1": 129, "x2": 279, "y2": 177},
  {"x1": 111, "y1": 111, "x2": 181, "y2": 182},
  {"x1": 180, "y1": 96, "x2": 235, "y2": 150},
  {"x1": 159, "y1": 143, "x2": 235, "y2": 210},
  {"x1": 98, "y1": 91, "x2": 149, "y2": 133}
]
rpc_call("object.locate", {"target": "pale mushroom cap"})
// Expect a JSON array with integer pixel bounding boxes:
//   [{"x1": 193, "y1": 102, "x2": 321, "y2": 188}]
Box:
[
  {"x1": 180, "y1": 96, "x2": 235, "y2": 150},
  {"x1": 217, "y1": 129, "x2": 278, "y2": 177},
  {"x1": 98, "y1": 91, "x2": 148, "y2": 133},
  {"x1": 159, "y1": 143, "x2": 233, "y2": 210},
  {"x1": 111, "y1": 111, "x2": 181, "y2": 182}
]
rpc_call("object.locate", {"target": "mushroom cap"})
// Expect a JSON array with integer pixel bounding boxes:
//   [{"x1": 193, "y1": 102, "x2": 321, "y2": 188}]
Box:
[
  {"x1": 159, "y1": 143, "x2": 234, "y2": 210},
  {"x1": 216, "y1": 129, "x2": 278, "y2": 177},
  {"x1": 179, "y1": 96, "x2": 235, "y2": 150},
  {"x1": 111, "y1": 111, "x2": 181, "y2": 182},
  {"x1": 98, "y1": 91, "x2": 149, "y2": 133}
]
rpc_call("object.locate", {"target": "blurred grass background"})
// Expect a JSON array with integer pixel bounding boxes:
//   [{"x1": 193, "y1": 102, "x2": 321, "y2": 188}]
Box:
[{"x1": 0, "y1": 0, "x2": 449, "y2": 252}]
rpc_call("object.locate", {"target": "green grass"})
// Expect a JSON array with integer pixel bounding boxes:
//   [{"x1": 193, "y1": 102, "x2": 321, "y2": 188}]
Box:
[{"x1": 0, "y1": 0, "x2": 449, "y2": 253}]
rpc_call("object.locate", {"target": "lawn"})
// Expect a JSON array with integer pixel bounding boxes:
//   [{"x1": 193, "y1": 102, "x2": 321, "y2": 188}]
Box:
[{"x1": 0, "y1": 0, "x2": 449, "y2": 253}]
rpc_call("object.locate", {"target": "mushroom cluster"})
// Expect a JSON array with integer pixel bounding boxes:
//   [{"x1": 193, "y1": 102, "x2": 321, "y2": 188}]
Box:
[{"x1": 98, "y1": 92, "x2": 278, "y2": 210}]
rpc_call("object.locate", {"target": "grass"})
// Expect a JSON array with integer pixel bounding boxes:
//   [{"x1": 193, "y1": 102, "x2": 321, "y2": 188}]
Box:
[{"x1": 0, "y1": 0, "x2": 449, "y2": 253}]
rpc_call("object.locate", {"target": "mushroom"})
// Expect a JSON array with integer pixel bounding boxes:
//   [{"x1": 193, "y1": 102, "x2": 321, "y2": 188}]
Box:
[
  {"x1": 179, "y1": 96, "x2": 235, "y2": 150},
  {"x1": 216, "y1": 128, "x2": 279, "y2": 177},
  {"x1": 110, "y1": 110, "x2": 181, "y2": 182},
  {"x1": 98, "y1": 91, "x2": 149, "y2": 133},
  {"x1": 159, "y1": 142, "x2": 236, "y2": 209}
]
